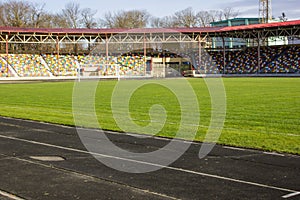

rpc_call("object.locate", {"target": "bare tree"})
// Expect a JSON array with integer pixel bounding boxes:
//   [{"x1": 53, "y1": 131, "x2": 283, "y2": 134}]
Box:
[
  {"x1": 102, "y1": 12, "x2": 114, "y2": 28},
  {"x1": 0, "y1": 1, "x2": 239, "y2": 30},
  {"x1": 222, "y1": 7, "x2": 239, "y2": 20},
  {"x1": 30, "y1": 3, "x2": 46, "y2": 28},
  {"x1": 150, "y1": 17, "x2": 163, "y2": 28},
  {"x1": 196, "y1": 8, "x2": 239, "y2": 25},
  {"x1": 152, "y1": 8, "x2": 199, "y2": 28},
  {"x1": 61, "y1": 2, "x2": 81, "y2": 28},
  {"x1": 173, "y1": 7, "x2": 198, "y2": 27},
  {"x1": 0, "y1": 0, "x2": 68, "y2": 28},
  {"x1": 49, "y1": 14, "x2": 70, "y2": 28},
  {"x1": 196, "y1": 11, "x2": 212, "y2": 27},
  {"x1": 103, "y1": 10, "x2": 150, "y2": 28},
  {"x1": 127, "y1": 10, "x2": 150, "y2": 28},
  {"x1": 207, "y1": 10, "x2": 223, "y2": 23},
  {"x1": 0, "y1": 4, "x2": 5, "y2": 26},
  {"x1": 150, "y1": 15, "x2": 177, "y2": 28},
  {"x1": 151, "y1": 7, "x2": 239, "y2": 28},
  {"x1": 80, "y1": 8, "x2": 98, "y2": 29},
  {"x1": 160, "y1": 16, "x2": 177, "y2": 28},
  {"x1": 0, "y1": 0, "x2": 32, "y2": 27}
]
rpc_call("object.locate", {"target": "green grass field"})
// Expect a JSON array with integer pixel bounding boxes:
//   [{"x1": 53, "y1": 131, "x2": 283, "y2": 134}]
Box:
[{"x1": 0, "y1": 78, "x2": 299, "y2": 154}]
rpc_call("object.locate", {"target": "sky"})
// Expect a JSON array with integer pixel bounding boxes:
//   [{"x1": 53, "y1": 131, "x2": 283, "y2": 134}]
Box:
[{"x1": 26, "y1": 0, "x2": 300, "y2": 20}]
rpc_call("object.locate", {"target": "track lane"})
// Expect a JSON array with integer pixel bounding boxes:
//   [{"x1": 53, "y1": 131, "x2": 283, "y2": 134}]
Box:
[{"x1": 0, "y1": 116, "x2": 299, "y2": 199}]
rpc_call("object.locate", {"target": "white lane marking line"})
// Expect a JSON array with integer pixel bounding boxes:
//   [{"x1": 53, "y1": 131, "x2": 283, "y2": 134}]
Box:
[
  {"x1": 282, "y1": 191, "x2": 300, "y2": 199},
  {"x1": 8, "y1": 157, "x2": 179, "y2": 200},
  {"x1": 30, "y1": 156, "x2": 65, "y2": 162},
  {"x1": 0, "y1": 190, "x2": 24, "y2": 200},
  {"x1": 3, "y1": 116, "x2": 300, "y2": 139},
  {"x1": 223, "y1": 146, "x2": 246, "y2": 151},
  {"x1": 263, "y1": 152, "x2": 285, "y2": 157},
  {"x1": 2, "y1": 116, "x2": 300, "y2": 158},
  {"x1": 0, "y1": 134, "x2": 299, "y2": 194},
  {"x1": 0, "y1": 116, "x2": 74, "y2": 129}
]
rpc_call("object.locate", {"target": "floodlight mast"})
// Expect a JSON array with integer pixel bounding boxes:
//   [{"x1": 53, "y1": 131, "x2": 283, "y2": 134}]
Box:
[{"x1": 259, "y1": 0, "x2": 272, "y2": 24}]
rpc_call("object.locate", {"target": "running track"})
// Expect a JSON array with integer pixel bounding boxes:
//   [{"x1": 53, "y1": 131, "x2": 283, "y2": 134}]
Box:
[{"x1": 0, "y1": 117, "x2": 299, "y2": 200}]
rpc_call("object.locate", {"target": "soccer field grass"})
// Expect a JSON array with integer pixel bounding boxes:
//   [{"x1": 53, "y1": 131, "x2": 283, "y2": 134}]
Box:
[{"x1": 0, "y1": 78, "x2": 299, "y2": 154}]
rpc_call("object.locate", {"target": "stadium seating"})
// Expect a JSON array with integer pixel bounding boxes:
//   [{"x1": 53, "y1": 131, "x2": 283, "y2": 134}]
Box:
[
  {"x1": 0, "y1": 45, "x2": 299, "y2": 78},
  {"x1": 208, "y1": 51, "x2": 224, "y2": 74},
  {"x1": 78, "y1": 54, "x2": 110, "y2": 76},
  {"x1": 3, "y1": 54, "x2": 50, "y2": 77},
  {"x1": 193, "y1": 45, "x2": 300, "y2": 74},
  {"x1": 78, "y1": 54, "x2": 146, "y2": 76},
  {"x1": 225, "y1": 48, "x2": 258, "y2": 74},
  {"x1": 117, "y1": 55, "x2": 146, "y2": 76},
  {"x1": 0, "y1": 59, "x2": 10, "y2": 77},
  {"x1": 270, "y1": 46, "x2": 300, "y2": 73},
  {"x1": 43, "y1": 54, "x2": 78, "y2": 76}
]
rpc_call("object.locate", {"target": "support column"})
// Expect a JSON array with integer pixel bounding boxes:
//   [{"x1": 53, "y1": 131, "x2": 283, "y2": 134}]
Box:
[
  {"x1": 5, "y1": 35, "x2": 9, "y2": 75},
  {"x1": 144, "y1": 33, "x2": 147, "y2": 76},
  {"x1": 257, "y1": 32, "x2": 261, "y2": 74},
  {"x1": 56, "y1": 36, "x2": 60, "y2": 57},
  {"x1": 105, "y1": 34, "x2": 109, "y2": 58},
  {"x1": 105, "y1": 34, "x2": 109, "y2": 76},
  {"x1": 56, "y1": 36, "x2": 60, "y2": 75},
  {"x1": 198, "y1": 33, "x2": 202, "y2": 74},
  {"x1": 222, "y1": 37, "x2": 226, "y2": 74}
]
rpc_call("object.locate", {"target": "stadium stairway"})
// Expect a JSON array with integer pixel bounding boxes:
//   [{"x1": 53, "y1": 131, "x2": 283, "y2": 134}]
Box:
[
  {"x1": 0, "y1": 56, "x2": 18, "y2": 77},
  {"x1": 39, "y1": 56, "x2": 54, "y2": 77}
]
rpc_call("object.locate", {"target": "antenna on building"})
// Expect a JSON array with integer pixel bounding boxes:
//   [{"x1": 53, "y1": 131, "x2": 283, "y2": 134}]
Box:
[{"x1": 259, "y1": 0, "x2": 272, "y2": 23}]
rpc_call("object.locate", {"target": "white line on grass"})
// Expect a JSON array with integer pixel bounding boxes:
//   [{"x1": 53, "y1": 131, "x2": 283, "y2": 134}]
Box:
[{"x1": 0, "y1": 134, "x2": 299, "y2": 196}]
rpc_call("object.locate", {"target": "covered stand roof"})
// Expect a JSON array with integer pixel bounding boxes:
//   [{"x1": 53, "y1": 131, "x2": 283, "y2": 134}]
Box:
[{"x1": 0, "y1": 20, "x2": 299, "y2": 43}]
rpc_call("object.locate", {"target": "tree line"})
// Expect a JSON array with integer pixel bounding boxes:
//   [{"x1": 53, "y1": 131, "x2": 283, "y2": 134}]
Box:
[{"x1": 0, "y1": 0, "x2": 239, "y2": 29}]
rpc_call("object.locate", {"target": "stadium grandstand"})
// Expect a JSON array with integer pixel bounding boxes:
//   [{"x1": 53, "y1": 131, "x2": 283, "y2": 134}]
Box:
[{"x1": 0, "y1": 19, "x2": 299, "y2": 80}]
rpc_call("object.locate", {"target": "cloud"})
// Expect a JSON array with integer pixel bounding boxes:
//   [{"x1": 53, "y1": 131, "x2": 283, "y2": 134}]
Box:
[
  {"x1": 271, "y1": 0, "x2": 300, "y2": 19},
  {"x1": 220, "y1": 0, "x2": 256, "y2": 9},
  {"x1": 217, "y1": 0, "x2": 299, "y2": 19}
]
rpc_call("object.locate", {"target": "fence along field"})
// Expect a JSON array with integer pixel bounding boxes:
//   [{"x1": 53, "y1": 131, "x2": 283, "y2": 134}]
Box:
[{"x1": 0, "y1": 77, "x2": 299, "y2": 154}]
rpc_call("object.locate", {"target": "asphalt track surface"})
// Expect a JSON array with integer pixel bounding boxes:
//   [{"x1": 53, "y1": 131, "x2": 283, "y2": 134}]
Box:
[{"x1": 0, "y1": 116, "x2": 299, "y2": 200}]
